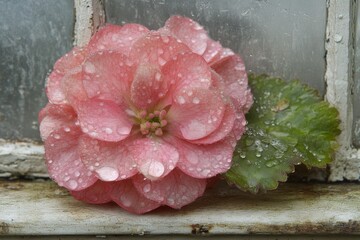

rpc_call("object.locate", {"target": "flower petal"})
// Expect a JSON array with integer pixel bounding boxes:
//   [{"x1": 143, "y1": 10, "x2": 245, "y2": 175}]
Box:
[
  {"x1": 44, "y1": 125, "x2": 97, "y2": 191},
  {"x1": 130, "y1": 63, "x2": 168, "y2": 110},
  {"x1": 133, "y1": 168, "x2": 206, "y2": 209},
  {"x1": 162, "y1": 52, "x2": 212, "y2": 94},
  {"x1": 76, "y1": 98, "x2": 132, "y2": 142},
  {"x1": 168, "y1": 88, "x2": 225, "y2": 140},
  {"x1": 88, "y1": 24, "x2": 149, "y2": 56},
  {"x1": 82, "y1": 51, "x2": 134, "y2": 104},
  {"x1": 70, "y1": 180, "x2": 113, "y2": 204},
  {"x1": 163, "y1": 16, "x2": 208, "y2": 55},
  {"x1": 166, "y1": 136, "x2": 234, "y2": 179},
  {"x1": 78, "y1": 135, "x2": 137, "y2": 181},
  {"x1": 212, "y1": 55, "x2": 253, "y2": 112},
  {"x1": 46, "y1": 47, "x2": 87, "y2": 104},
  {"x1": 203, "y1": 40, "x2": 222, "y2": 64},
  {"x1": 110, "y1": 179, "x2": 161, "y2": 214},
  {"x1": 190, "y1": 104, "x2": 236, "y2": 144},
  {"x1": 129, "y1": 32, "x2": 190, "y2": 67},
  {"x1": 129, "y1": 137, "x2": 179, "y2": 180},
  {"x1": 39, "y1": 104, "x2": 77, "y2": 141},
  {"x1": 61, "y1": 69, "x2": 89, "y2": 105}
]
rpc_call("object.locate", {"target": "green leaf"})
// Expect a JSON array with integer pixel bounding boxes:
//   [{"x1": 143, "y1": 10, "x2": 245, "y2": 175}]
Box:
[{"x1": 224, "y1": 74, "x2": 341, "y2": 193}]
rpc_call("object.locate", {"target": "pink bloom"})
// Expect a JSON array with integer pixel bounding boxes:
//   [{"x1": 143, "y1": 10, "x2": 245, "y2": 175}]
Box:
[{"x1": 39, "y1": 16, "x2": 253, "y2": 214}]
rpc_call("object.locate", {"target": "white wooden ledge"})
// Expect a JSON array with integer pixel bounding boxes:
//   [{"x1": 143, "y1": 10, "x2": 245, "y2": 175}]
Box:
[{"x1": 1, "y1": 181, "x2": 360, "y2": 238}]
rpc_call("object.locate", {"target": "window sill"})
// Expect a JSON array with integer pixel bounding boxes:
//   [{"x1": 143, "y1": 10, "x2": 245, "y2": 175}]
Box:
[{"x1": 1, "y1": 180, "x2": 360, "y2": 238}]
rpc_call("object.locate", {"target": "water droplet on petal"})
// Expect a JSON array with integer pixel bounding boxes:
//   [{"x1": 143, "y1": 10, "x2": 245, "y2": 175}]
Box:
[
  {"x1": 96, "y1": 166, "x2": 119, "y2": 181},
  {"x1": 143, "y1": 184, "x2": 151, "y2": 193},
  {"x1": 68, "y1": 180, "x2": 78, "y2": 190},
  {"x1": 192, "y1": 97, "x2": 200, "y2": 104},
  {"x1": 117, "y1": 127, "x2": 131, "y2": 135},
  {"x1": 120, "y1": 195, "x2": 132, "y2": 207},
  {"x1": 177, "y1": 96, "x2": 185, "y2": 104},
  {"x1": 53, "y1": 134, "x2": 60, "y2": 139},
  {"x1": 104, "y1": 127, "x2": 113, "y2": 134},
  {"x1": 155, "y1": 72, "x2": 161, "y2": 81},
  {"x1": 148, "y1": 161, "x2": 165, "y2": 178}
]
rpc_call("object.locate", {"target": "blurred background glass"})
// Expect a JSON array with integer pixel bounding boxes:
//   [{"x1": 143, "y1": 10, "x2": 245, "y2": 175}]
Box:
[{"x1": 0, "y1": 0, "x2": 74, "y2": 141}]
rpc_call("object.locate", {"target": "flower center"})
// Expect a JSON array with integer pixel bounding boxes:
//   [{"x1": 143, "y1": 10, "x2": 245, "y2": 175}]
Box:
[{"x1": 138, "y1": 109, "x2": 168, "y2": 136}]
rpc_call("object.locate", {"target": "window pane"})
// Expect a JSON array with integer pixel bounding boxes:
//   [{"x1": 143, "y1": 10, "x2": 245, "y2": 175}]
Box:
[
  {"x1": 353, "y1": 3, "x2": 360, "y2": 147},
  {"x1": 105, "y1": 0, "x2": 326, "y2": 93},
  {"x1": 0, "y1": 0, "x2": 74, "y2": 140}
]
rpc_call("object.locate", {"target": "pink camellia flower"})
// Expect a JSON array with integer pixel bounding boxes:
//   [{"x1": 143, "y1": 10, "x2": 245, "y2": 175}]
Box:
[{"x1": 39, "y1": 16, "x2": 253, "y2": 214}]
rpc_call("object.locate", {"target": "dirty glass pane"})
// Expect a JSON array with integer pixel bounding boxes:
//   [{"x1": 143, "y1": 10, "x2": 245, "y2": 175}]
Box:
[
  {"x1": 0, "y1": 0, "x2": 74, "y2": 141},
  {"x1": 105, "y1": 0, "x2": 327, "y2": 94},
  {"x1": 353, "y1": 3, "x2": 360, "y2": 147}
]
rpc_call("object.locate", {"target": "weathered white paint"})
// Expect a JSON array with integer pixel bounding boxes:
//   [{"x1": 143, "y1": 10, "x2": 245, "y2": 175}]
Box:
[
  {"x1": 0, "y1": 181, "x2": 360, "y2": 236},
  {"x1": 74, "y1": 0, "x2": 105, "y2": 47},
  {"x1": 0, "y1": 140, "x2": 46, "y2": 177},
  {"x1": 325, "y1": 0, "x2": 360, "y2": 181}
]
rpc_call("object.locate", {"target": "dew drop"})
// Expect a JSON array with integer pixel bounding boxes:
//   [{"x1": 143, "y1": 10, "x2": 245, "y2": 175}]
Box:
[
  {"x1": 68, "y1": 180, "x2": 78, "y2": 190},
  {"x1": 155, "y1": 72, "x2": 161, "y2": 81},
  {"x1": 192, "y1": 97, "x2": 200, "y2": 104},
  {"x1": 177, "y1": 96, "x2": 185, "y2": 104},
  {"x1": 74, "y1": 171, "x2": 81, "y2": 177},
  {"x1": 96, "y1": 166, "x2": 119, "y2": 181},
  {"x1": 120, "y1": 195, "x2": 132, "y2": 207},
  {"x1": 117, "y1": 127, "x2": 131, "y2": 135},
  {"x1": 158, "y1": 57, "x2": 166, "y2": 66},
  {"x1": 148, "y1": 161, "x2": 165, "y2": 178},
  {"x1": 53, "y1": 134, "x2": 60, "y2": 139},
  {"x1": 143, "y1": 184, "x2": 151, "y2": 193},
  {"x1": 64, "y1": 176, "x2": 70, "y2": 182},
  {"x1": 104, "y1": 127, "x2": 113, "y2": 134},
  {"x1": 64, "y1": 127, "x2": 71, "y2": 132}
]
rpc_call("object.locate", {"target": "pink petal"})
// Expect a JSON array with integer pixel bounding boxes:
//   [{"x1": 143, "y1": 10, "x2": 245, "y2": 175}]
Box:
[
  {"x1": 110, "y1": 179, "x2": 161, "y2": 214},
  {"x1": 78, "y1": 135, "x2": 137, "y2": 181},
  {"x1": 209, "y1": 47, "x2": 235, "y2": 66},
  {"x1": 70, "y1": 180, "x2": 113, "y2": 204},
  {"x1": 129, "y1": 137, "x2": 179, "y2": 180},
  {"x1": 61, "y1": 70, "x2": 89, "y2": 105},
  {"x1": 130, "y1": 63, "x2": 168, "y2": 110},
  {"x1": 161, "y1": 52, "x2": 212, "y2": 94},
  {"x1": 212, "y1": 55, "x2": 253, "y2": 112},
  {"x1": 39, "y1": 104, "x2": 77, "y2": 141},
  {"x1": 168, "y1": 88, "x2": 225, "y2": 140},
  {"x1": 165, "y1": 136, "x2": 234, "y2": 179},
  {"x1": 202, "y1": 40, "x2": 222, "y2": 64},
  {"x1": 190, "y1": 104, "x2": 236, "y2": 145},
  {"x1": 163, "y1": 16, "x2": 208, "y2": 55},
  {"x1": 129, "y1": 32, "x2": 190, "y2": 67},
  {"x1": 81, "y1": 51, "x2": 134, "y2": 105},
  {"x1": 229, "y1": 111, "x2": 247, "y2": 142},
  {"x1": 46, "y1": 47, "x2": 88, "y2": 104},
  {"x1": 76, "y1": 98, "x2": 132, "y2": 142},
  {"x1": 133, "y1": 168, "x2": 206, "y2": 209},
  {"x1": 44, "y1": 125, "x2": 97, "y2": 191},
  {"x1": 88, "y1": 24, "x2": 149, "y2": 56}
]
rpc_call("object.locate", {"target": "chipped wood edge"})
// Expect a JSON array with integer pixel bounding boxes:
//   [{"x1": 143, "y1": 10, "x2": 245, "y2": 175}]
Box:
[
  {"x1": 74, "y1": 0, "x2": 105, "y2": 47},
  {"x1": 0, "y1": 139, "x2": 47, "y2": 178},
  {"x1": 325, "y1": 0, "x2": 360, "y2": 181}
]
